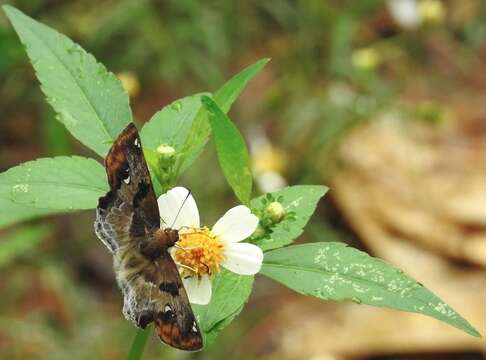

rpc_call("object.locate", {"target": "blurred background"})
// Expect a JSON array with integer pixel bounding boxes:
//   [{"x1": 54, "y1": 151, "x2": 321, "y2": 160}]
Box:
[{"x1": 2, "y1": 0, "x2": 486, "y2": 359}]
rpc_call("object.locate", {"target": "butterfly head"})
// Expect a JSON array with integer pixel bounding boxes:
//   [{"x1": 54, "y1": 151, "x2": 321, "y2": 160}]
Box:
[{"x1": 153, "y1": 228, "x2": 179, "y2": 249}]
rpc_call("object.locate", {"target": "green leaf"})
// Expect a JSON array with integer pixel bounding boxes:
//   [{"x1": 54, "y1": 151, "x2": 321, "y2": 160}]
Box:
[
  {"x1": 140, "y1": 93, "x2": 211, "y2": 186},
  {"x1": 201, "y1": 96, "x2": 252, "y2": 204},
  {"x1": 0, "y1": 225, "x2": 51, "y2": 268},
  {"x1": 0, "y1": 156, "x2": 108, "y2": 210},
  {"x1": 251, "y1": 185, "x2": 328, "y2": 251},
  {"x1": 3, "y1": 5, "x2": 132, "y2": 157},
  {"x1": 202, "y1": 304, "x2": 245, "y2": 347},
  {"x1": 140, "y1": 94, "x2": 208, "y2": 153},
  {"x1": 42, "y1": 107, "x2": 72, "y2": 156},
  {"x1": 142, "y1": 149, "x2": 167, "y2": 196},
  {"x1": 261, "y1": 242, "x2": 480, "y2": 337},
  {"x1": 214, "y1": 58, "x2": 270, "y2": 114},
  {"x1": 139, "y1": 59, "x2": 269, "y2": 182},
  {"x1": 182, "y1": 59, "x2": 269, "y2": 172},
  {"x1": 127, "y1": 327, "x2": 150, "y2": 360},
  {"x1": 177, "y1": 107, "x2": 212, "y2": 174},
  {"x1": 0, "y1": 198, "x2": 58, "y2": 229},
  {"x1": 193, "y1": 270, "x2": 254, "y2": 347}
]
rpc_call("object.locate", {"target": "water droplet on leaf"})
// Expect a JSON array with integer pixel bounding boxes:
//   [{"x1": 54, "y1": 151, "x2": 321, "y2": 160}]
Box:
[
  {"x1": 351, "y1": 297, "x2": 363, "y2": 304},
  {"x1": 12, "y1": 184, "x2": 29, "y2": 193},
  {"x1": 171, "y1": 101, "x2": 182, "y2": 112}
]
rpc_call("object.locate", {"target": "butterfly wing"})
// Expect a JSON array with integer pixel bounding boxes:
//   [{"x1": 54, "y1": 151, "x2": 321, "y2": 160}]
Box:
[
  {"x1": 155, "y1": 253, "x2": 203, "y2": 350},
  {"x1": 94, "y1": 123, "x2": 159, "y2": 252},
  {"x1": 122, "y1": 252, "x2": 203, "y2": 351},
  {"x1": 94, "y1": 123, "x2": 203, "y2": 351}
]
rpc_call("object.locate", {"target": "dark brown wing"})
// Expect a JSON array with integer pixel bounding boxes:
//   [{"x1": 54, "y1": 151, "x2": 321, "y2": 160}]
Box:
[
  {"x1": 138, "y1": 252, "x2": 203, "y2": 351},
  {"x1": 116, "y1": 251, "x2": 203, "y2": 351},
  {"x1": 155, "y1": 253, "x2": 203, "y2": 350},
  {"x1": 94, "y1": 123, "x2": 159, "y2": 252},
  {"x1": 94, "y1": 123, "x2": 203, "y2": 351}
]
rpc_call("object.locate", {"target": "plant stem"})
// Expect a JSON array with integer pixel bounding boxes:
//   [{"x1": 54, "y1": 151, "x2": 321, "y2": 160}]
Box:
[{"x1": 127, "y1": 327, "x2": 150, "y2": 360}]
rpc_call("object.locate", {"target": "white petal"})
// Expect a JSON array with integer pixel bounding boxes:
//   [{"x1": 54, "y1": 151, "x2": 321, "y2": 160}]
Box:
[
  {"x1": 182, "y1": 275, "x2": 212, "y2": 305},
  {"x1": 221, "y1": 242, "x2": 263, "y2": 275},
  {"x1": 212, "y1": 205, "x2": 259, "y2": 243},
  {"x1": 157, "y1": 187, "x2": 199, "y2": 229}
]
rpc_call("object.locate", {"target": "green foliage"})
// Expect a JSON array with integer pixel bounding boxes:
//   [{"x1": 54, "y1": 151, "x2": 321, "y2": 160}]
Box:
[
  {"x1": 329, "y1": 14, "x2": 355, "y2": 78},
  {"x1": 127, "y1": 327, "x2": 151, "y2": 360},
  {"x1": 42, "y1": 108, "x2": 73, "y2": 156},
  {"x1": 140, "y1": 94, "x2": 208, "y2": 157},
  {"x1": 251, "y1": 185, "x2": 328, "y2": 251},
  {"x1": 261, "y1": 242, "x2": 480, "y2": 337},
  {"x1": 193, "y1": 270, "x2": 254, "y2": 347},
  {"x1": 0, "y1": 225, "x2": 51, "y2": 268},
  {"x1": 202, "y1": 311, "x2": 242, "y2": 348},
  {"x1": 0, "y1": 27, "x2": 25, "y2": 72},
  {"x1": 142, "y1": 148, "x2": 171, "y2": 196},
  {"x1": 3, "y1": 5, "x2": 132, "y2": 158},
  {"x1": 176, "y1": 106, "x2": 212, "y2": 174},
  {"x1": 1, "y1": 5, "x2": 481, "y2": 357},
  {"x1": 202, "y1": 96, "x2": 252, "y2": 205},
  {"x1": 0, "y1": 197, "x2": 58, "y2": 229},
  {"x1": 0, "y1": 156, "x2": 107, "y2": 210},
  {"x1": 139, "y1": 58, "x2": 270, "y2": 188},
  {"x1": 178, "y1": 59, "x2": 269, "y2": 174},
  {"x1": 214, "y1": 58, "x2": 270, "y2": 113},
  {"x1": 140, "y1": 93, "x2": 210, "y2": 191}
]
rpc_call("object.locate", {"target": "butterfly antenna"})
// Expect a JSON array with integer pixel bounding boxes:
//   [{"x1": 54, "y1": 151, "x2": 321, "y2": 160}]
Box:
[{"x1": 170, "y1": 188, "x2": 192, "y2": 229}]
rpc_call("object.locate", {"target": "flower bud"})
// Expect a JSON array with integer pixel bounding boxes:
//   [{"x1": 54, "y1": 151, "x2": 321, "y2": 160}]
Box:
[
  {"x1": 266, "y1": 201, "x2": 286, "y2": 223},
  {"x1": 252, "y1": 225, "x2": 266, "y2": 239},
  {"x1": 419, "y1": 0, "x2": 445, "y2": 24},
  {"x1": 351, "y1": 47, "x2": 381, "y2": 71},
  {"x1": 156, "y1": 144, "x2": 176, "y2": 158}
]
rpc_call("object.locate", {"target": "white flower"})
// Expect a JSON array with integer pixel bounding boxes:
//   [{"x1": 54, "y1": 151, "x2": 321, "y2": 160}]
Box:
[
  {"x1": 157, "y1": 187, "x2": 263, "y2": 305},
  {"x1": 387, "y1": 0, "x2": 421, "y2": 29},
  {"x1": 248, "y1": 126, "x2": 288, "y2": 193}
]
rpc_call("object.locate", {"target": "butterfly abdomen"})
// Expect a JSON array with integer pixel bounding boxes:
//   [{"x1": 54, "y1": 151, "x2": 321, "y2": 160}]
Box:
[{"x1": 115, "y1": 246, "x2": 146, "y2": 281}]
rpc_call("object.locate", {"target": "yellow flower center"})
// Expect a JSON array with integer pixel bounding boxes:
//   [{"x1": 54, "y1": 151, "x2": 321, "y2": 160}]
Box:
[{"x1": 174, "y1": 227, "x2": 224, "y2": 276}]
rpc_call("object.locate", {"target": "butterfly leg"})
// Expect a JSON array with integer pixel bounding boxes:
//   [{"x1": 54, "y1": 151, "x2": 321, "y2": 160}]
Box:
[
  {"x1": 174, "y1": 243, "x2": 200, "y2": 251},
  {"x1": 200, "y1": 262, "x2": 211, "y2": 275},
  {"x1": 176, "y1": 262, "x2": 198, "y2": 274}
]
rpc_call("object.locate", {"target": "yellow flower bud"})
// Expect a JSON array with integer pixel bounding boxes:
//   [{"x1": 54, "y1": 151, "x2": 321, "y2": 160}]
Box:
[
  {"x1": 156, "y1": 144, "x2": 176, "y2": 157},
  {"x1": 419, "y1": 0, "x2": 446, "y2": 24},
  {"x1": 266, "y1": 201, "x2": 286, "y2": 223},
  {"x1": 351, "y1": 47, "x2": 381, "y2": 71}
]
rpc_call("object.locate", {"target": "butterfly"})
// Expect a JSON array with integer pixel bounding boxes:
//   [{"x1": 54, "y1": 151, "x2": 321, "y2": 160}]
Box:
[{"x1": 94, "y1": 123, "x2": 203, "y2": 351}]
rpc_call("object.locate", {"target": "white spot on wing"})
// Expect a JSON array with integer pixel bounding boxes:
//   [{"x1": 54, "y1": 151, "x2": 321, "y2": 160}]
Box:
[
  {"x1": 192, "y1": 321, "x2": 198, "y2": 332},
  {"x1": 123, "y1": 176, "x2": 130, "y2": 184},
  {"x1": 164, "y1": 305, "x2": 172, "y2": 313},
  {"x1": 134, "y1": 138, "x2": 141, "y2": 148}
]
